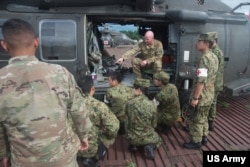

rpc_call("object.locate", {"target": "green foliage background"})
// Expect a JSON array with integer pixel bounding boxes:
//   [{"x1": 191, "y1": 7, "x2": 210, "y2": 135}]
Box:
[{"x1": 120, "y1": 30, "x2": 142, "y2": 41}]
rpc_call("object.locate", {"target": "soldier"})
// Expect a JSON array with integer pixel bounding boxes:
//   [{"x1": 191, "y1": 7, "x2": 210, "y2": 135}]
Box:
[
  {"x1": 183, "y1": 33, "x2": 218, "y2": 149},
  {"x1": 77, "y1": 75, "x2": 119, "y2": 167},
  {"x1": 106, "y1": 71, "x2": 133, "y2": 134},
  {"x1": 207, "y1": 32, "x2": 224, "y2": 131},
  {"x1": 153, "y1": 71, "x2": 181, "y2": 135},
  {"x1": 0, "y1": 18, "x2": 92, "y2": 166},
  {"x1": 116, "y1": 30, "x2": 164, "y2": 78},
  {"x1": 125, "y1": 78, "x2": 162, "y2": 160}
]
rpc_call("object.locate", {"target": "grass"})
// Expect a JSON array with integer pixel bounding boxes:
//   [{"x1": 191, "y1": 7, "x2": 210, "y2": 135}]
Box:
[
  {"x1": 219, "y1": 101, "x2": 230, "y2": 109},
  {"x1": 126, "y1": 159, "x2": 136, "y2": 167}
]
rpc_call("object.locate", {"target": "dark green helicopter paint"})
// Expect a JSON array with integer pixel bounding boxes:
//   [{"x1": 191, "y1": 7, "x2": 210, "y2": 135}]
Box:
[{"x1": 0, "y1": 0, "x2": 249, "y2": 100}]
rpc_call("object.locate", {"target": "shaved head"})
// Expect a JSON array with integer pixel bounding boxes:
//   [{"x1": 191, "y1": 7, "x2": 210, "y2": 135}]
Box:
[
  {"x1": 144, "y1": 30, "x2": 154, "y2": 45},
  {"x1": 145, "y1": 31, "x2": 154, "y2": 39}
]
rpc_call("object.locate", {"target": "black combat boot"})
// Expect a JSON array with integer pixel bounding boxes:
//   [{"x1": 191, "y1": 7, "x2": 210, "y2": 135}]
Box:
[
  {"x1": 183, "y1": 125, "x2": 190, "y2": 132},
  {"x1": 183, "y1": 141, "x2": 202, "y2": 149},
  {"x1": 144, "y1": 144, "x2": 156, "y2": 160},
  {"x1": 162, "y1": 124, "x2": 171, "y2": 135},
  {"x1": 81, "y1": 157, "x2": 98, "y2": 167},
  {"x1": 208, "y1": 120, "x2": 214, "y2": 131},
  {"x1": 202, "y1": 136, "x2": 208, "y2": 145},
  {"x1": 118, "y1": 126, "x2": 125, "y2": 135},
  {"x1": 128, "y1": 145, "x2": 138, "y2": 152}
]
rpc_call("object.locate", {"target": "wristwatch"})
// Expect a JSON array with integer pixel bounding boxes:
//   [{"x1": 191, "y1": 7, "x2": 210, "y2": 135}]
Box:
[{"x1": 192, "y1": 97, "x2": 199, "y2": 100}]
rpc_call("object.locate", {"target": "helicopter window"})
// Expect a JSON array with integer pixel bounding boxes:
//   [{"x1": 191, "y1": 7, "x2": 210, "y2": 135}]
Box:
[
  {"x1": 39, "y1": 19, "x2": 77, "y2": 61},
  {"x1": 0, "y1": 27, "x2": 10, "y2": 61}
]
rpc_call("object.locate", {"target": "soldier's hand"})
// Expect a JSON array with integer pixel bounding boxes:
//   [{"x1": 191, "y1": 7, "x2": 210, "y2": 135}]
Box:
[
  {"x1": 79, "y1": 139, "x2": 89, "y2": 151},
  {"x1": 190, "y1": 99, "x2": 199, "y2": 107},
  {"x1": 140, "y1": 60, "x2": 147, "y2": 67},
  {"x1": 1, "y1": 157, "x2": 11, "y2": 167},
  {"x1": 116, "y1": 58, "x2": 124, "y2": 64}
]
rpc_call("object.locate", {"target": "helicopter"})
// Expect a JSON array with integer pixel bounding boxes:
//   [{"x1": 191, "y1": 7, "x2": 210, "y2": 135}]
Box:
[
  {"x1": 0, "y1": 0, "x2": 250, "y2": 104},
  {"x1": 100, "y1": 24, "x2": 136, "y2": 47}
]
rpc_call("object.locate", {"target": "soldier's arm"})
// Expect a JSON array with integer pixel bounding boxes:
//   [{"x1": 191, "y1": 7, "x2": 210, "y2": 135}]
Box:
[
  {"x1": 151, "y1": 105, "x2": 158, "y2": 128},
  {"x1": 146, "y1": 41, "x2": 163, "y2": 64},
  {"x1": 66, "y1": 70, "x2": 92, "y2": 141},
  {"x1": 122, "y1": 44, "x2": 141, "y2": 61},
  {"x1": 99, "y1": 103, "x2": 119, "y2": 139},
  {"x1": 191, "y1": 82, "x2": 204, "y2": 106},
  {"x1": 155, "y1": 89, "x2": 165, "y2": 103},
  {"x1": 105, "y1": 89, "x2": 112, "y2": 105},
  {"x1": 191, "y1": 57, "x2": 207, "y2": 106},
  {"x1": 217, "y1": 50, "x2": 224, "y2": 73}
]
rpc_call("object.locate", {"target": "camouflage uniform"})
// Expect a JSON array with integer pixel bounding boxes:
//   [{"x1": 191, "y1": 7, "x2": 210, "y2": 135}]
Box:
[
  {"x1": 0, "y1": 56, "x2": 92, "y2": 167},
  {"x1": 78, "y1": 94, "x2": 119, "y2": 159},
  {"x1": 208, "y1": 43, "x2": 224, "y2": 121},
  {"x1": 106, "y1": 84, "x2": 133, "y2": 124},
  {"x1": 189, "y1": 50, "x2": 218, "y2": 143},
  {"x1": 125, "y1": 94, "x2": 162, "y2": 148},
  {"x1": 155, "y1": 83, "x2": 181, "y2": 126},
  {"x1": 122, "y1": 39, "x2": 163, "y2": 78}
]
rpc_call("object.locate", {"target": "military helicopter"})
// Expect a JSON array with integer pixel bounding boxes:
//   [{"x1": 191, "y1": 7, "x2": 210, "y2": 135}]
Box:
[
  {"x1": 0, "y1": 0, "x2": 250, "y2": 103},
  {"x1": 100, "y1": 24, "x2": 136, "y2": 47}
]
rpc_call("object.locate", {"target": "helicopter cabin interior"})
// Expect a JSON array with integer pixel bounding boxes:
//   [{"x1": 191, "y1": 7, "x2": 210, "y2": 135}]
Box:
[{"x1": 86, "y1": 15, "x2": 178, "y2": 81}]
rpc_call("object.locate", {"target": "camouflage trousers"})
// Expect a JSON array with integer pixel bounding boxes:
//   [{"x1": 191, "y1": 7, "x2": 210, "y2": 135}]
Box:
[
  {"x1": 132, "y1": 57, "x2": 162, "y2": 78},
  {"x1": 157, "y1": 112, "x2": 178, "y2": 126},
  {"x1": 188, "y1": 105, "x2": 210, "y2": 143},
  {"x1": 208, "y1": 91, "x2": 220, "y2": 121},
  {"x1": 127, "y1": 131, "x2": 162, "y2": 148}
]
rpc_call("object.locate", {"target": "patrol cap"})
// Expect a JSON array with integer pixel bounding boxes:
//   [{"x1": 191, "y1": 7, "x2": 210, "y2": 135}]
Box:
[
  {"x1": 133, "y1": 78, "x2": 150, "y2": 88},
  {"x1": 153, "y1": 71, "x2": 170, "y2": 83},
  {"x1": 197, "y1": 33, "x2": 213, "y2": 42},
  {"x1": 207, "y1": 32, "x2": 218, "y2": 40}
]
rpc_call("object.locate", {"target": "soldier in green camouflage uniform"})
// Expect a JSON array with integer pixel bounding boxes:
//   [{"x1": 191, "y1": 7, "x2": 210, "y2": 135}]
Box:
[
  {"x1": 106, "y1": 72, "x2": 133, "y2": 134},
  {"x1": 77, "y1": 75, "x2": 119, "y2": 167},
  {"x1": 183, "y1": 33, "x2": 218, "y2": 149},
  {"x1": 116, "y1": 31, "x2": 164, "y2": 78},
  {"x1": 0, "y1": 18, "x2": 92, "y2": 167},
  {"x1": 207, "y1": 32, "x2": 224, "y2": 131},
  {"x1": 153, "y1": 71, "x2": 181, "y2": 135},
  {"x1": 125, "y1": 78, "x2": 162, "y2": 160}
]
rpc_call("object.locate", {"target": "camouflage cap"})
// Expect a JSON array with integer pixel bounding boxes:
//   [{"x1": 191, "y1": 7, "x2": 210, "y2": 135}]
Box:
[
  {"x1": 133, "y1": 78, "x2": 150, "y2": 88},
  {"x1": 197, "y1": 33, "x2": 213, "y2": 42},
  {"x1": 207, "y1": 32, "x2": 218, "y2": 40},
  {"x1": 153, "y1": 71, "x2": 170, "y2": 83}
]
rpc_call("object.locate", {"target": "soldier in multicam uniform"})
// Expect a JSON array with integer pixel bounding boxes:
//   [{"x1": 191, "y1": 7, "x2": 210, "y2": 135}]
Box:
[
  {"x1": 77, "y1": 75, "x2": 119, "y2": 167},
  {"x1": 153, "y1": 71, "x2": 181, "y2": 135},
  {"x1": 106, "y1": 71, "x2": 133, "y2": 134},
  {"x1": 116, "y1": 30, "x2": 164, "y2": 78},
  {"x1": 183, "y1": 33, "x2": 218, "y2": 149},
  {"x1": 125, "y1": 78, "x2": 162, "y2": 160},
  {"x1": 207, "y1": 32, "x2": 224, "y2": 131},
  {"x1": 0, "y1": 18, "x2": 92, "y2": 167}
]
